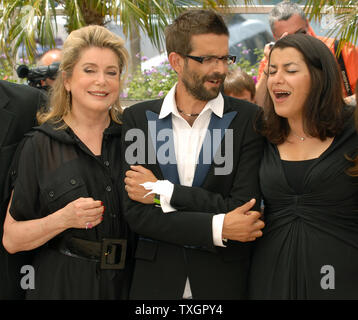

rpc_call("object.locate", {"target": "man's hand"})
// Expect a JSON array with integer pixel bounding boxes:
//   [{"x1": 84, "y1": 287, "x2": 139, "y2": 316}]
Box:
[
  {"x1": 263, "y1": 42, "x2": 275, "y2": 60},
  {"x1": 125, "y1": 165, "x2": 158, "y2": 204},
  {"x1": 222, "y1": 199, "x2": 265, "y2": 242},
  {"x1": 344, "y1": 94, "x2": 356, "y2": 106}
]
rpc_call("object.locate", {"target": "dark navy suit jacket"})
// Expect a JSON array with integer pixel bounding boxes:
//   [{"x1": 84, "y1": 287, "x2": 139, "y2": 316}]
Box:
[{"x1": 122, "y1": 95, "x2": 264, "y2": 299}]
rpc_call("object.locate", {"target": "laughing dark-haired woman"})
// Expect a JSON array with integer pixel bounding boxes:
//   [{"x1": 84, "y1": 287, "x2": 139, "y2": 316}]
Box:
[{"x1": 249, "y1": 34, "x2": 358, "y2": 299}]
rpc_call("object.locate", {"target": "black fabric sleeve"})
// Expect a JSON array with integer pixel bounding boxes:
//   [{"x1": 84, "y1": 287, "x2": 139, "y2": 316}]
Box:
[
  {"x1": 9, "y1": 136, "x2": 41, "y2": 221},
  {"x1": 121, "y1": 106, "x2": 215, "y2": 252}
]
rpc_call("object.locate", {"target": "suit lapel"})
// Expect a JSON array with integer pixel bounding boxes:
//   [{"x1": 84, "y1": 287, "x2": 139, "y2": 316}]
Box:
[
  {"x1": 145, "y1": 104, "x2": 237, "y2": 187},
  {"x1": 192, "y1": 111, "x2": 237, "y2": 187},
  {"x1": 146, "y1": 110, "x2": 180, "y2": 184}
]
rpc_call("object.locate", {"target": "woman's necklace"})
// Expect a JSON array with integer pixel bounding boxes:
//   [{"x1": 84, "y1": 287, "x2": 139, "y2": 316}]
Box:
[
  {"x1": 291, "y1": 132, "x2": 306, "y2": 141},
  {"x1": 177, "y1": 106, "x2": 200, "y2": 117}
]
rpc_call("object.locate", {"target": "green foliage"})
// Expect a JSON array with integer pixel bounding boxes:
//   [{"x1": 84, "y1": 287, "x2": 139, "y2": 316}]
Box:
[
  {"x1": 230, "y1": 45, "x2": 264, "y2": 81},
  {"x1": 123, "y1": 56, "x2": 177, "y2": 100},
  {"x1": 0, "y1": 55, "x2": 12, "y2": 81},
  {"x1": 0, "y1": 54, "x2": 25, "y2": 82}
]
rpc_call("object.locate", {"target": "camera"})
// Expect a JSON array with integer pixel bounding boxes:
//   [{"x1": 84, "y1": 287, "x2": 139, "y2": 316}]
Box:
[{"x1": 16, "y1": 62, "x2": 60, "y2": 90}]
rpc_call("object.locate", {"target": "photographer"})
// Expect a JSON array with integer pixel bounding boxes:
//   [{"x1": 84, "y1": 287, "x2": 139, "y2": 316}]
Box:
[
  {"x1": 17, "y1": 49, "x2": 62, "y2": 91},
  {"x1": 37, "y1": 49, "x2": 62, "y2": 88}
]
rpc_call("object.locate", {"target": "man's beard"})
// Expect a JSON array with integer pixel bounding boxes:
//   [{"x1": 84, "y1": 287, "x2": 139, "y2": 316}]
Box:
[{"x1": 182, "y1": 67, "x2": 226, "y2": 101}]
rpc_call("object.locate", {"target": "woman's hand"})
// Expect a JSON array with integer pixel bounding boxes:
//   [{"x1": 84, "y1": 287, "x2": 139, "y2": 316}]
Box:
[{"x1": 59, "y1": 197, "x2": 104, "y2": 229}]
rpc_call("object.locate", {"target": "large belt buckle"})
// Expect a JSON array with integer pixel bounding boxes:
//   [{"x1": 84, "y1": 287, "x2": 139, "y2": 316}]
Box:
[{"x1": 100, "y1": 238, "x2": 127, "y2": 270}]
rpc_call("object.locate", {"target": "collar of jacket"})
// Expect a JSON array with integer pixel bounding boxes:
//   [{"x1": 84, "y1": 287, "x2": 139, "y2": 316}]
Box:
[{"x1": 28, "y1": 120, "x2": 121, "y2": 144}]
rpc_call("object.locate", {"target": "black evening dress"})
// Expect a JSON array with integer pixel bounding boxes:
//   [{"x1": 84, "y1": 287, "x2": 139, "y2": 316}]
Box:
[
  {"x1": 249, "y1": 117, "x2": 358, "y2": 299},
  {"x1": 9, "y1": 121, "x2": 134, "y2": 300}
]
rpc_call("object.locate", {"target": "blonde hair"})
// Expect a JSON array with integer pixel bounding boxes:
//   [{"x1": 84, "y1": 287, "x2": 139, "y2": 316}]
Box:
[{"x1": 37, "y1": 25, "x2": 129, "y2": 125}]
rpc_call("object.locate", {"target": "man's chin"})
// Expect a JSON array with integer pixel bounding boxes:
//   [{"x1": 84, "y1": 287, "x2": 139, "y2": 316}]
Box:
[
  {"x1": 183, "y1": 79, "x2": 222, "y2": 101},
  {"x1": 197, "y1": 85, "x2": 222, "y2": 101},
  {"x1": 205, "y1": 87, "x2": 222, "y2": 100},
  {"x1": 194, "y1": 91, "x2": 220, "y2": 101}
]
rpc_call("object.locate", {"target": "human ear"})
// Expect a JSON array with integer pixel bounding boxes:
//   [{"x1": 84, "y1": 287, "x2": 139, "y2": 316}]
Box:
[
  {"x1": 168, "y1": 52, "x2": 184, "y2": 74},
  {"x1": 62, "y1": 71, "x2": 71, "y2": 91}
]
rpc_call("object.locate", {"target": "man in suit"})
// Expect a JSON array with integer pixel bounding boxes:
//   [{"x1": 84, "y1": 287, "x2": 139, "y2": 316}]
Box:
[
  {"x1": 122, "y1": 9, "x2": 265, "y2": 299},
  {"x1": 0, "y1": 80, "x2": 46, "y2": 299}
]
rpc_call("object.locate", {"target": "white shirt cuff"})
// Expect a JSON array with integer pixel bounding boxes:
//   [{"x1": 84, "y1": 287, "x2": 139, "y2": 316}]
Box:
[
  {"x1": 160, "y1": 188, "x2": 176, "y2": 213},
  {"x1": 140, "y1": 180, "x2": 176, "y2": 213},
  {"x1": 212, "y1": 214, "x2": 227, "y2": 247}
]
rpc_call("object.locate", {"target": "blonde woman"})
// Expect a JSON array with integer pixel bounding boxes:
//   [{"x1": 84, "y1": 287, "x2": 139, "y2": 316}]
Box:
[{"x1": 3, "y1": 25, "x2": 134, "y2": 299}]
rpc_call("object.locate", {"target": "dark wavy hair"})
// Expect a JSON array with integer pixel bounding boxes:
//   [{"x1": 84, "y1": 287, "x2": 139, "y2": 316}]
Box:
[{"x1": 260, "y1": 33, "x2": 348, "y2": 144}]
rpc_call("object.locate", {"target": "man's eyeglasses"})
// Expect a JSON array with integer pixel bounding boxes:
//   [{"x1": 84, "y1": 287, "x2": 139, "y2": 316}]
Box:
[{"x1": 185, "y1": 54, "x2": 236, "y2": 65}]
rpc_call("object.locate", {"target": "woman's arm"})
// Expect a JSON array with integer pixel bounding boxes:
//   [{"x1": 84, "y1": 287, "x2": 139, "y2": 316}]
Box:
[{"x1": 3, "y1": 194, "x2": 104, "y2": 254}]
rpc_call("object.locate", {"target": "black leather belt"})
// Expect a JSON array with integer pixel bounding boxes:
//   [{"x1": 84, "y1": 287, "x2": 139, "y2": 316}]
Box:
[{"x1": 49, "y1": 237, "x2": 127, "y2": 270}]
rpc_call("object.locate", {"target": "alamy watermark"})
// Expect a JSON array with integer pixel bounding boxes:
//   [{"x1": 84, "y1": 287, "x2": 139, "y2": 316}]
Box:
[
  {"x1": 320, "y1": 265, "x2": 335, "y2": 290},
  {"x1": 321, "y1": 7, "x2": 338, "y2": 30},
  {"x1": 20, "y1": 265, "x2": 35, "y2": 290},
  {"x1": 18, "y1": 264, "x2": 336, "y2": 292},
  {"x1": 125, "y1": 123, "x2": 234, "y2": 175}
]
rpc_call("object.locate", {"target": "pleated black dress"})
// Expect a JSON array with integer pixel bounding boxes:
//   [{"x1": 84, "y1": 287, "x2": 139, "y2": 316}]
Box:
[
  {"x1": 249, "y1": 117, "x2": 358, "y2": 299},
  {"x1": 9, "y1": 121, "x2": 134, "y2": 300}
]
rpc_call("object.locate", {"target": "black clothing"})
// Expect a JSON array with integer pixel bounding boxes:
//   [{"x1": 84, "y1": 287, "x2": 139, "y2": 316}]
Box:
[
  {"x1": 249, "y1": 117, "x2": 358, "y2": 299},
  {"x1": 0, "y1": 80, "x2": 46, "y2": 299},
  {"x1": 281, "y1": 159, "x2": 317, "y2": 194},
  {"x1": 122, "y1": 96, "x2": 264, "y2": 299},
  {"x1": 10, "y1": 121, "x2": 134, "y2": 299}
]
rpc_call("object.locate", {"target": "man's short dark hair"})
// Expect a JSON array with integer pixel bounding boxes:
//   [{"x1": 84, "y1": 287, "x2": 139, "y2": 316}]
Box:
[{"x1": 165, "y1": 9, "x2": 229, "y2": 56}]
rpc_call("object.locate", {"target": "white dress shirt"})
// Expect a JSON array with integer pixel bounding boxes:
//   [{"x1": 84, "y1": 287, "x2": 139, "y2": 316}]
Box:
[{"x1": 148, "y1": 84, "x2": 227, "y2": 298}]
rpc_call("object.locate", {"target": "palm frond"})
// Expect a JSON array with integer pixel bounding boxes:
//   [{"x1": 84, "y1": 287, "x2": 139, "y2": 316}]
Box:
[
  {"x1": 304, "y1": 0, "x2": 358, "y2": 53},
  {"x1": 0, "y1": 0, "x2": 256, "y2": 66}
]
